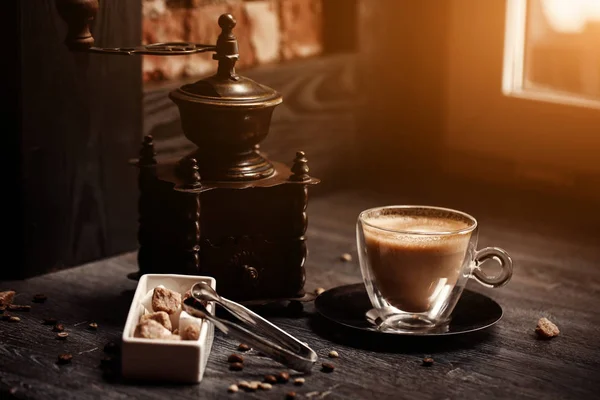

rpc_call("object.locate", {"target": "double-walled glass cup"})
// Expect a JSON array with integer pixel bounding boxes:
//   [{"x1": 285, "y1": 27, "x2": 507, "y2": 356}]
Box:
[{"x1": 357, "y1": 206, "x2": 513, "y2": 332}]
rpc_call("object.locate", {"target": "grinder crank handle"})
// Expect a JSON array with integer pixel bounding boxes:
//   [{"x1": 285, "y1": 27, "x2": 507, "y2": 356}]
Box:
[
  {"x1": 183, "y1": 297, "x2": 317, "y2": 373},
  {"x1": 190, "y1": 281, "x2": 306, "y2": 351}
]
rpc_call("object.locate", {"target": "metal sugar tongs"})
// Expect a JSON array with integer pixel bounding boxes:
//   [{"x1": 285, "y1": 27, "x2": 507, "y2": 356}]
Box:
[{"x1": 183, "y1": 282, "x2": 318, "y2": 373}]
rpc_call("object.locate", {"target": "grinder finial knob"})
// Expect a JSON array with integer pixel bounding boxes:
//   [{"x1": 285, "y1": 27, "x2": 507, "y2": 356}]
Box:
[
  {"x1": 218, "y1": 13, "x2": 237, "y2": 33},
  {"x1": 215, "y1": 14, "x2": 239, "y2": 79},
  {"x1": 290, "y1": 151, "x2": 311, "y2": 182},
  {"x1": 182, "y1": 158, "x2": 202, "y2": 190},
  {"x1": 139, "y1": 135, "x2": 157, "y2": 166}
]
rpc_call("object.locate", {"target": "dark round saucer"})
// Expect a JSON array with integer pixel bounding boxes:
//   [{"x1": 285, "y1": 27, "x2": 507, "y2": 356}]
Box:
[{"x1": 314, "y1": 283, "x2": 502, "y2": 336}]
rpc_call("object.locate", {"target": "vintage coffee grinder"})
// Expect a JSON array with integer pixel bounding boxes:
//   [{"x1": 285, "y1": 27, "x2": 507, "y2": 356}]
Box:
[{"x1": 57, "y1": 1, "x2": 319, "y2": 302}]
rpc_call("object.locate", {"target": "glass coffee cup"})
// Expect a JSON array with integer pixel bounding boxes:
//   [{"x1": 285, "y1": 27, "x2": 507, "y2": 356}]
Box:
[{"x1": 357, "y1": 206, "x2": 513, "y2": 332}]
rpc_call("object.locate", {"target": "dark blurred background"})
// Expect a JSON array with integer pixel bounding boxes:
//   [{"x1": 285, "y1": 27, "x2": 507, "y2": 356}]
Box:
[{"x1": 6, "y1": 0, "x2": 600, "y2": 278}]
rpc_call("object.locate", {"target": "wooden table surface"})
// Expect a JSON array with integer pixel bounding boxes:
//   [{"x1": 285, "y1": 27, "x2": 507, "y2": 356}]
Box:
[{"x1": 1, "y1": 189, "x2": 599, "y2": 400}]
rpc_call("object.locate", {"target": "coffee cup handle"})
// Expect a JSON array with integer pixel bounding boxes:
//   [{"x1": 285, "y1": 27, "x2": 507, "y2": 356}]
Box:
[{"x1": 471, "y1": 247, "x2": 514, "y2": 288}]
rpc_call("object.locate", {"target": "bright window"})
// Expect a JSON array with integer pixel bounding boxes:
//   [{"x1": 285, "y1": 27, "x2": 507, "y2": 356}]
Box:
[{"x1": 503, "y1": 0, "x2": 600, "y2": 109}]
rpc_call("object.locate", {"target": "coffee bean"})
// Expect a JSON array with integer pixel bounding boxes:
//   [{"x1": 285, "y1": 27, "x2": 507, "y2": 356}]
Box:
[
  {"x1": 57, "y1": 353, "x2": 73, "y2": 365},
  {"x1": 340, "y1": 253, "x2": 352, "y2": 262},
  {"x1": 88, "y1": 322, "x2": 98, "y2": 330},
  {"x1": 228, "y1": 353, "x2": 244, "y2": 363},
  {"x1": 104, "y1": 341, "x2": 119, "y2": 354},
  {"x1": 8, "y1": 304, "x2": 31, "y2": 312},
  {"x1": 238, "y1": 343, "x2": 251, "y2": 352},
  {"x1": 293, "y1": 377, "x2": 305, "y2": 386},
  {"x1": 315, "y1": 287, "x2": 326, "y2": 296},
  {"x1": 229, "y1": 362, "x2": 244, "y2": 371},
  {"x1": 328, "y1": 350, "x2": 339, "y2": 358},
  {"x1": 33, "y1": 294, "x2": 47, "y2": 303},
  {"x1": 228, "y1": 384, "x2": 239, "y2": 393},
  {"x1": 56, "y1": 332, "x2": 69, "y2": 340},
  {"x1": 43, "y1": 317, "x2": 58, "y2": 325},
  {"x1": 53, "y1": 324, "x2": 65, "y2": 332},
  {"x1": 321, "y1": 363, "x2": 335, "y2": 373},
  {"x1": 243, "y1": 382, "x2": 257, "y2": 392},
  {"x1": 259, "y1": 383, "x2": 272, "y2": 390},
  {"x1": 286, "y1": 391, "x2": 297, "y2": 399},
  {"x1": 8, "y1": 316, "x2": 20, "y2": 323},
  {"x1": 264, "y1": 374, "x2": 278, "y2": 384},
  {"x1": 422, "y1": 357, "x2": 434, "y2": 367},
  {"x1": 277, "y1": 371, "x2": 290, "y2": 383}
]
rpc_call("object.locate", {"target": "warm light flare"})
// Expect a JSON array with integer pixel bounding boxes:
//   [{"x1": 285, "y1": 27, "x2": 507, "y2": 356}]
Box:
[
  {"x1": 587, "y1": 1, "x2": 600, "y2": 18},
  {"x1": 542, "y1": 0, "x2": 600, "y2": 33}
]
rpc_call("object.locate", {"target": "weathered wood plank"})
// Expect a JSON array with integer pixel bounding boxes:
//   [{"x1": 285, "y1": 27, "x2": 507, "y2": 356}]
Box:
[{"x1": 6, "y1": 0, "x2": 142, "y2": 279}]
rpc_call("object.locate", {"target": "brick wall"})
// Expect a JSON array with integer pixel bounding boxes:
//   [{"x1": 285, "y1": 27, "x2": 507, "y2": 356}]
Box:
[{"x1": 142, "y1": 0, "x2": 323, "y2": 82}]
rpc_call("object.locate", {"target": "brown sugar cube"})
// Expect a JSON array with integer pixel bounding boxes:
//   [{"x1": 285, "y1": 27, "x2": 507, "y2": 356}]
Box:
[
  {"x1": 134, "y1": 319, "x2": 173, "y2": 340},
  {"x1": 166, "y1": 334, "x2": 182, "y2": 341},
  {"x1": 536, "y1": 317, "x2": 560, "y2": 339},
  {"x1": 0, "y1": 291, "x2": 16, "y2": 307},
  {"x1": 140, "y1": 311, "x2": 173, "y2": 331},
  {"x1": 152, "y1": 287, "x2": 181, "y2": 315},
  {"x1": 181, "y1": 324, "x2": 201, "y2": 341}
]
